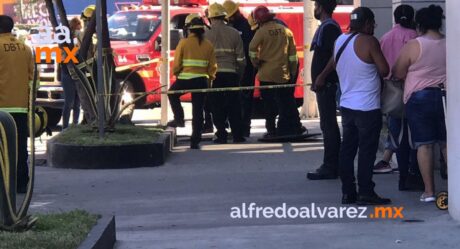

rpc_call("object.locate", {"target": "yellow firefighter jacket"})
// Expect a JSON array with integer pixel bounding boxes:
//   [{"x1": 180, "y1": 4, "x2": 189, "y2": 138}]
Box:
[
  {"x1": 249, "y1": 21, "x2": 298, "y2": 84},
  {"x1": 205, "y1": 20, "x2": 246, "y2": 78},
  {"x1": 173, "y1": 33, "x2": 217, "y2": 81},
  {"x1": 0, "y1": 33, "x2": 34, "y2": 113}
]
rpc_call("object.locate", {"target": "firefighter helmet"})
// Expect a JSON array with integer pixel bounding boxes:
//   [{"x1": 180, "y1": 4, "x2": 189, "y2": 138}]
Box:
[
  {"x1": 207, "y1": 3, "x2": 227, "y2": 19},
  {"x1": 81, "y1": 5, "x2": 95, "y2": 21},
  {"x1": 223, "y1": 0, "x2": 239, "y2": 19},
  {"x1": 248, "y1": 12, "x2": 258, "y2": 30},
  {"x1": 184, "y1": 13, "x2": 205, "y2": 30},
  {"x1": 29, "y1": 106, "x2": 48, "y2": 138},
  {"x1": 253, "y1": 6, "x2": 275, "y2": 24}
]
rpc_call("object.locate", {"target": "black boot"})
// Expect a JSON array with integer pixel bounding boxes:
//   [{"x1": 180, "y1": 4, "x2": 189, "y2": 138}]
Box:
[
  {"x1": 190, "y1": 142, "x2": 200, "y2": 149},
  {"x1": 306, "y1": 165, "x2": 338, "y2": 180},
  {"x1": 167, "y1": 120, "x2": 185, "y2": 128},
  {"x1": 356, "y1": 193, "x2": 391, "y2": 205}
]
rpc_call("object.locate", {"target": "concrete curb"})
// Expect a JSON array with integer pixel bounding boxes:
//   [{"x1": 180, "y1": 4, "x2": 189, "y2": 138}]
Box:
[
  {"x1": 164, "y1": 127, "x2": 177, "y2": 149},
  {"x1": 47, "y1": 131, "x2": 172, "y2": 169},
  {"x1": 78, "y1": 216, "x2": 116, "y2": 249}
]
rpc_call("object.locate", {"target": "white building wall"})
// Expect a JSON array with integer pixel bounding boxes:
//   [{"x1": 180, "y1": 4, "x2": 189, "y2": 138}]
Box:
[
  {"x1": 354, "y1": 0, "x2": 393, "y2": 38},
  {"x1": 354, "y1": 0, "x2": 446, "y2": 37},
  {"x1": 446, "y1": 0, "x2": 460, "y2": 221}
]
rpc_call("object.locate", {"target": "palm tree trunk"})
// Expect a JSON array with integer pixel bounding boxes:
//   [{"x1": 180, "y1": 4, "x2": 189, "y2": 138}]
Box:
[{"x1": 44, "y1": 0, "x2": 98, "y2": 124}]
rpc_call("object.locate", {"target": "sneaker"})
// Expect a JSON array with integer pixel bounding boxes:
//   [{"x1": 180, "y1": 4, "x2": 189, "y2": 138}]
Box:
[
  {"x1": 356, "y1": 193, "x2": 392, "y2": 205},
  {"x1": 373, "y1": 160, "x2": 392, "y2": 174},
  {"x1": 167, "y1": 120, "x2": 185, "y2": 128},
  {"x1": 420, "y1": 194, "x2": 435, "y2": 202}
]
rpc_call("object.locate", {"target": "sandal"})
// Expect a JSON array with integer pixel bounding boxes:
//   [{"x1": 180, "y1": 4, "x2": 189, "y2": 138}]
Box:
[{"x1": 420, "y1": 194, "x2": 436, "y2": 202}]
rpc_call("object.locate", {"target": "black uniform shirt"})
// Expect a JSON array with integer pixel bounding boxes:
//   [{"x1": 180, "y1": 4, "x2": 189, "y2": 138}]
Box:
[{"x1": 311, "y1": 23, "x2": 342, "y2": 84}]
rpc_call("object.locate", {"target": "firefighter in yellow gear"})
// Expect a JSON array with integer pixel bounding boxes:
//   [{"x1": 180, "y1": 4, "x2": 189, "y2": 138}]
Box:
[
  {"x1": 81, "y1": 5, "x2": 95, "y2": 23},
  {"x1": 223, "y1": 0, "x2": 256, "y2": 138},
  {"x1": 249, "y1": 6, "x2": 303, "y2": 138},
  {"x1": 205, "y1": 3, "x2": 246, "y2": 144},
  {"x1": 0, "y1": 15, "x2": 34, "y2": 193},
  {"x1": 167, "y1": 14, "x2": 217, "y2": 149}
]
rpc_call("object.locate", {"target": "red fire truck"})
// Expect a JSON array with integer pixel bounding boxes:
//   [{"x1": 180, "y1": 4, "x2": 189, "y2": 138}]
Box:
[
  {"x1": 38, "y1": 0, "x2": 352, "y2": 125},
  {"x1": 109, "y1": 0, "x2": 351, "y2": 109}
]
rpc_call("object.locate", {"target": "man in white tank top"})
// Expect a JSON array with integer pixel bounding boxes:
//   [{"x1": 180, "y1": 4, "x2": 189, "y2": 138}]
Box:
[{"x1": 316, "y1": 7, "x2": 391, "y2": 205}]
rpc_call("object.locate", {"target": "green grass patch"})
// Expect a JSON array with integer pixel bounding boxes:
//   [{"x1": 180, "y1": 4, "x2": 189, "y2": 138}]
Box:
[
  {"x1": 54, "y1": 124, "x2": 163, "y2": 146},
  {"x1": 0, "y1": 210, "x2": 99, "y2": 249}
]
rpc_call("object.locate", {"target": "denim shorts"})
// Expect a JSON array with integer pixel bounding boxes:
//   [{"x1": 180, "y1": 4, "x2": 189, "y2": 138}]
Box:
[{"x1": 405, "y1": 88, "x2": 446, "y2": 149}]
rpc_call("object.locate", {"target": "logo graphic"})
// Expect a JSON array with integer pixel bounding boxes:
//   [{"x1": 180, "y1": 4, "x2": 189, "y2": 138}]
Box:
[
  {"x1": 34, "y1": 25, "x2": 79, "y2": 64},
  {"x1": 370, "y1": 206, "x2": 404, "y2": 219}
]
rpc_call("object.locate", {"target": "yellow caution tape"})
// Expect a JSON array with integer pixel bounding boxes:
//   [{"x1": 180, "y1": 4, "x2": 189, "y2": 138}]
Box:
[
  {"x1": 115, "y1": 57, "x2": 174, "y2": 72},
  {"x1": 100, "y1": 83, "x2": 311, "y2": 96}
]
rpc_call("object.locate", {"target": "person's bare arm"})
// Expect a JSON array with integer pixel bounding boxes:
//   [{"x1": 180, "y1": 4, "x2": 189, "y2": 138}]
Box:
[
  {"x1": 368, "y1": 36, "x2": 389, "y2": 77},
  {"x1": 393, "y1": 40, "x2": 418, "y2": 80}
]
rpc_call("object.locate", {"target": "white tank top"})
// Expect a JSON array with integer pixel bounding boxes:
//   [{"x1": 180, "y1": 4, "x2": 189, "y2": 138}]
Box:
[{"x1": 334, "y1": 33, "x2": 381, "y2": 111}]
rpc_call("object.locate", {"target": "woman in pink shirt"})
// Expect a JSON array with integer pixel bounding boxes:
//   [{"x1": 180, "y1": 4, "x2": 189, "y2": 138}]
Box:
[
  {"x1": 374, "y1": 5, "x2": 424, "y2": 193},
  {"x1": 374, "y1": 5, "x2": 417, "y2": 173},
  {"x1": 393, "y1": 5, "x2": 446, "y2": 202}
]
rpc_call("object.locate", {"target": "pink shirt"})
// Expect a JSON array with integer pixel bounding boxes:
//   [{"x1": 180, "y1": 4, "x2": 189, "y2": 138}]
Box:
[
  {"x1": 404, "y1": 36, "x2": 446, "y2": 103},
  {"x1": 380, "y1": 24, "x2": 417, "y2": 71}
]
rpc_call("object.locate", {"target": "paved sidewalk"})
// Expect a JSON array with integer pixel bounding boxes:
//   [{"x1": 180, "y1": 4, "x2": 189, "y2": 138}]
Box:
[{"x1": 29, "y1": 117, "x2": 458, "y2": 249}]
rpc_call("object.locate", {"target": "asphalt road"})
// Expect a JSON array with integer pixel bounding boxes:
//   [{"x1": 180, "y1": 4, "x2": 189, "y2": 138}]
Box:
[{"x1": 28, "y1": 108, "x2": 458, "y2": 249}]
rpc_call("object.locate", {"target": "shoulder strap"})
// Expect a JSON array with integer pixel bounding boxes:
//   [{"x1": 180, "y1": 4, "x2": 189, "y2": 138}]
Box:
[{"x1": 335, "y1": 32, "x2": 358, "y2": 65}]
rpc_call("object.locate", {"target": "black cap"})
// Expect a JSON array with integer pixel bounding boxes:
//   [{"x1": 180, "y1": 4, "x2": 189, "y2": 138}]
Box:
[{"x1": 350, "y1": 7, "x2": 375, "y2": 23}]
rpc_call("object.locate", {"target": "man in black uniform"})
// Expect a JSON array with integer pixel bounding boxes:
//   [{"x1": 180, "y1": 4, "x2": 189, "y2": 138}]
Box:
[
  {"x1": 224, "y1": 0, "x2": 255, "y2": 137},
  {"x1": 307, "y1": 0, "x2": 342, "y2": 180}
]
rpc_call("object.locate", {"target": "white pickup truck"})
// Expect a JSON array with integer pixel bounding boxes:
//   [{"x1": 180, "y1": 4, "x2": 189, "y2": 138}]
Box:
[{"x1": 26, "y1": 27, "x2": 64, "y2": 128}]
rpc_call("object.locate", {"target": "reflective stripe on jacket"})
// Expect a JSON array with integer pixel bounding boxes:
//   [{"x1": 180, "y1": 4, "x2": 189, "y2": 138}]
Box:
[
  {"x1": 249, "y1": 21, "x2": 298, "y2": 84},
  {"x1": 173, "y1": 33, "x2": 217, "y2": 81},
  {"x1": 205, "y1": 20, "x2": 246, "y2": 78}
]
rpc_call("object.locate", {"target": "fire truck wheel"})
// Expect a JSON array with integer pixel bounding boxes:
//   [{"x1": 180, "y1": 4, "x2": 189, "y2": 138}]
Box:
[
  {"x1": 43, "y1": 107, "x2": 62, "y2": 128},
  {"x1": 119, "y1": 80, "x2": 135, "y2": 123}
]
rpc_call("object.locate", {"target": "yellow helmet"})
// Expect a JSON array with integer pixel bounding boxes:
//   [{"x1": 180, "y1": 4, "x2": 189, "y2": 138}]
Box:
[
  {"x1": 185, "y1": 13, "x2": 205, "y2": 30},
  {"x1": 207, "y1": 3, "x2": 227, "y2": 19},
  {"x1": 81, "y1": 5, "x2": 96, "y2": 20},
  {"x1": 223, "y1": 0, "x2": 239, "y2": 19},
  {"x1": 247, "y1": 13, "x2": 258, "y2": 31},
  {"x1": 28, "y1": 106, "x2": 48, "y2": 138}
]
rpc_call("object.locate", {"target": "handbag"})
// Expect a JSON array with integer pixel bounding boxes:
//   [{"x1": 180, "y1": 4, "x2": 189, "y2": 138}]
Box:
[{"x1": 381, "y1": 79, "x2": 404, "y2": 118}]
